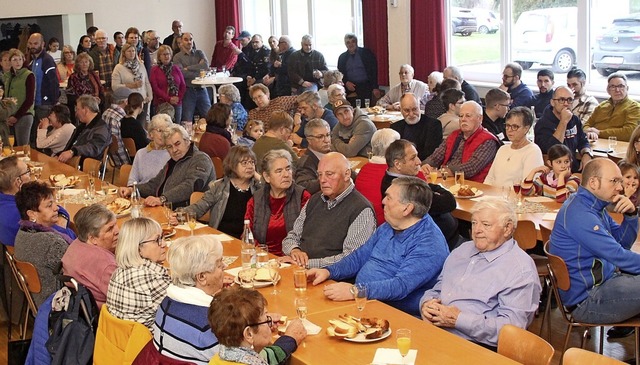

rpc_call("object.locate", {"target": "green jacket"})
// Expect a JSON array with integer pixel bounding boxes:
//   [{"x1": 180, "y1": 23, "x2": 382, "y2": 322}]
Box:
[{"x1": 3, "y1": 68, "x2": 35, "y2": 117}]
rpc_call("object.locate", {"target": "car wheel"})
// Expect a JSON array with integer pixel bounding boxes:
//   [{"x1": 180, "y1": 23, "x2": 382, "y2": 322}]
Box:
[
  {"x1": 596, "y1": 67, "x2": 616, "y2": 76},
  {"x1": 552, "y1": 50, "x2": 575, "y2": 73},
  {"x1": 478, "y1": 26, "x2": 489, "y2": 34},
  {"x1": 516, "y1": 61, "x2": 533, "y2": 70}
]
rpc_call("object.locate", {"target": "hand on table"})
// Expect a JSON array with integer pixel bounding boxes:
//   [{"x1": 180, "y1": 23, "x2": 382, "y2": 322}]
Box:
[
  {"x1": 168, "y1": 213, "x2": 178, "y2": 226},
  {"x1": 118, "y1": 186, "x2": 133, "y2": 198},
  {"x1": 306, "y1": 268, "x2": 330, "y2": 285},
  {"x1": 391, "y1": 102, "x2": 401, "y2": 111},
  {"x1": 421, "y1": 298, "x2": 460, "y2": 328},
  {"x1": 284, "y1": 319, "x2": 307, "y2": 345},
  {"x1": 289, "y1": 248, "x2": 308, "y2": 267},
  {"x1": 323, "y1": 282, "x2": 354, "y2": 301},
  {"x1": 145, "y1": 196, "x2": 162, "y2": 207}
]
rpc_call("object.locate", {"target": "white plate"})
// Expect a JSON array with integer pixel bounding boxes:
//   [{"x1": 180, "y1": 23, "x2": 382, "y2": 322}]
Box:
[
  {"x1": 233, "y1": 275, "x2": 280, "y2": 288},
  {"x1": 163, "y1": 229, "x2": 176, "y2": 238},
  {"x1": 344, "y1": 327, "x2": 392, "y2": 343},
  {"x1": 454, "y1": 190, "x2": 483, "y2": 199}
]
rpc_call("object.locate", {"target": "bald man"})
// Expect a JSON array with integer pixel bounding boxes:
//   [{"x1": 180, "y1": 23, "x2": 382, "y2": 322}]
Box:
[
  {"x1": 282, "y1": 152, "x2": 376, "y2": 268},
  {"x1": 26, "y1": 32, "x2": 60, "y2": 143}
]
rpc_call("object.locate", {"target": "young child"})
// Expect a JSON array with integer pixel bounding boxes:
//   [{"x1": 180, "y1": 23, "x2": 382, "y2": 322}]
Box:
[
  {"x1": 618, "y1": 161, "x2": 640, "y2": 207},
  {"x1": 236, "y1": 120, "x2": 264, "y2": 147},
  {"x1": 521, "y1": 144, "x2": 580, "y2": 203}
]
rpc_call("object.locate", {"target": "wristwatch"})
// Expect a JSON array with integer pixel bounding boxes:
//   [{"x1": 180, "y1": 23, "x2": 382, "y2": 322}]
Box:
[{"x1": 159, "y1": 196, "x2": 167, "y2": 204}]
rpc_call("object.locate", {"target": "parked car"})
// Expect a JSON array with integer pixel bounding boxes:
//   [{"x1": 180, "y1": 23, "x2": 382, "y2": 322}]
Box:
[
  {"x1": 512, "y1": 7, "x2": 577, "y2": 73},
  {"x1": 593, "y1": 14, "x2": 640, "y2": 76},
  {"x1": 472, "y1": 8, "x2": 500, "y2": 34},
  {"x1": 452, "y1": 8, "x2": 477, "y2": 36}
]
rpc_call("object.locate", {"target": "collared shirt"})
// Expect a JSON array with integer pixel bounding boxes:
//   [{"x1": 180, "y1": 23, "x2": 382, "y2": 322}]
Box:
[
  {"x1": 420, "y1": 239, "x2": 541, "y2": 347},
  {"x1": 96, "y1": 48, "x2": 114, "y2": 87},
  {"x1": 425, "y1": 132, "x2": 498, "y2": 179},
  {"x1": 102, "y1": 105, "x2": 129, "y2": 167},
  {"x1": 571, "y1": 93, "x2": 599, "y2": 125},
  {"x1": 345, "y1": 52, "x2": 368, "y2": 83},
  {"x1": 378, "y1": 79, "x2": 428, "y2": 110},
  {"x1": 173, "y1": 49, "x2": 209, "y2": 85}
]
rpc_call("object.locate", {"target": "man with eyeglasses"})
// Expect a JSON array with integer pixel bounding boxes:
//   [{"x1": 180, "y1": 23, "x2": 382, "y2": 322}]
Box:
[
  {"x1": 144, "y1": 30, "x2": 160, "y2": 66},
  {"x1": 499, "y1": 63, "x2": 533, "y2": 108},
  {"x1": 88, "y1": 29, "x2": 116, "y2": 88},
  {"x1": 377, "y1": 64, "x2": 428, "y2": 111},
  {"x1": 295, "y1": 118, "x2": 332, "y2": 194},
  {"x1": 584, "y1": 72, "x2": 640, "y2": 142},
  {"x1": 550, "y1": 158, "x2": 640, "y2": 336},
  {"x1": 534, "y1": 86, "x2": 592, "y2": 172},
  {"x1": 391, "y1": 93, "x2": 442, "y2": 160},
  {"x1": 482, "y1": 88, "x2": 511, "y2": 142},
  {"x1": 567, "y1": 68, "x2": 598, "y2": 125}
]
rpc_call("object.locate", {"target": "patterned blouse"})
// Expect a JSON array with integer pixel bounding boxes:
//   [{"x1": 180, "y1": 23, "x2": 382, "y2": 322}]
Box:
[{"x1": 66, "y1": 71, "x2": 101, "y2": 98}]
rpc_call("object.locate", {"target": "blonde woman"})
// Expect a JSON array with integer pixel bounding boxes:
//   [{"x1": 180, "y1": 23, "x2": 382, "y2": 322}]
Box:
[
  {"x1": 56, "y1": 45, "x2": 76, "y2": 82},
  {"x1": 112, "y1": 43, "x2": 152, "y2": 121}
]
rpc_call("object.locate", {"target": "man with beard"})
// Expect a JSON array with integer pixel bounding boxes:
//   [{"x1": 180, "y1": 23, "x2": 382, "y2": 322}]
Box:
[
  {"x1": 567, "y1": 68, "x2": 598, "y2": 125},
  {"x1": 288, "y1": 34, "x2": 328, "y2": 94},
  {"x1": 499, "y1": 63, "x2": 533, "y2": 108},
  {"x1": 530, "y1": 69, "x2": 554, "y2": 118},
  {"x1": 390, "y1": 93, "x2": 442, "y2": 160},
  {"x1": 291, "y1": 91, "x2": 338, "y2": 147},
  {"x1": 25, "y1": 33, "x2": 59, "y2": 143}
]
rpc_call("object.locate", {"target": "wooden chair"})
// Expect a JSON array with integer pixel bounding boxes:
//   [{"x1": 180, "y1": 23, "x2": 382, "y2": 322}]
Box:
[
  {"x1": 83, "y1": 157, "x2": 102, "y2": 177},
  {"x1": 122, "y1": 138, "x2": 137, "y2": 162},
  {"x1": 116, "y1": 164, "x2": 133, "y2": 187},
  {"x1": 94, "y1": 305, "x2": 152, "y2": 365},
  {"x1": 4, "y1": 246, "x2": 29, "y2": 339},
  {"x1": 563, "y1": 348, "x2": 626, "y2": 365},
  {"x1": 544, "y1": 242, "x2": 640, "y2": 364},
  {"x1": 13, "y1": 258, "x2": 41, "y2": 339},
  {"x1": 105, "y1": 135, "x2": 121, "y2": 182},
  {"x1": 497, "y1": 324, "x2": 554, "y2": 365},
  {"x1": 65, "y1": 155, "x2": 81, "y2": 170},
  {"x1": 190, "y1": 192, "x2": 210, "y2": 224},
  {"x1": 539, "y1": 225, "x2": 552, "y2": 246},
  {"x1": 211, "y1": 156, "x2": 223, "y2": 179}
]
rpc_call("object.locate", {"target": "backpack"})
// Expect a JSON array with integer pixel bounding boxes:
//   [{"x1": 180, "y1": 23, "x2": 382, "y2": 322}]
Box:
[{"x1": 45, "y1": 276, "x2": 99, "y2": 365}]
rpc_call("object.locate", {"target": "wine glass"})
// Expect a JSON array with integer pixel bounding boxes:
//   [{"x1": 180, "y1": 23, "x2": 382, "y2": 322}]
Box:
[
  {"x1": 440, "y1": 166, "x2": 449, "y2": 182},
  {"x1": 295, "y1": 297, "x2": 308, "y2": 320},
  {"x1": 268, "y1": 259, "x2": 280, "y2": 295},
  {"x1": 396, "y1": 328, "x2": 412, "y2": 364},
  {"x1": 22, "y1": 145, "x2": 30, "y2": 162},
  {"x1": 8, "y1": 135, "x2": 15, "y2": 154},
  {"x1": 187, "y1": 212, "x2": 197, "y2": 236},
  {"x1": 513, "y1": 179, "x2": 522, "y2": 206},
  {"x1": 162, "y1": 201, "x2": 173, "y2": 222},
  {"x1": 354, "y1": 283, "x2": 367, "y2": 313}
]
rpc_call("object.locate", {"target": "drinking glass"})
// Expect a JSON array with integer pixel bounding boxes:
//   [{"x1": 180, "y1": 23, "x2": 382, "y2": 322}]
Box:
[
  {"x1": 54, "y1": 186, "x2": 64, "y2": 205},
  {"x1": 221, "y1": 65, "x2": 227, "y2": 75},
  {"x1": 268, "y1": 259, "x2": 280, "y2": 295},
  {"x1": 295, "y1": 297, "x2": 308, "y2": 320},
  {"x1": 187, "y1": 212, "x2": 197, "y2": 236},
  {"x1": 364, "y1": 98, "x2": 370, "y2": 109},
  {"x1": 608, "y1": 136, "x2": 618, "y2": 153},
  {"x1": 88, "y1": 172, "x2": 96, "y2": 199},
  {"x1": 513, "y1": 179, "x2": 522, "y2": 206},
  {"x1": 163, "y1": 201, "x2": 173, "y2": 222},
  {"x1": 175, "y1": 208, "x2": 187, "y2": 225},
  {"x1": 23, "y1": 145, "x2": 30, "y2": 161},
  {"x1": 256, "y1": 244, "x2": 269, "y2": 268},
  {"x1": 8, "y1": 135, "x2": 14, "y2": 154},
  {"x1": 429, "y1": 171, "x2": 438, "y2": 183},
  {"x1": 396, "y1": 328, "x2": 412, "y2": 363},
  {"x1": 355, "y1": 99, "x2": 361, "y2": 109},
  {"x1": 440, "y1": 166, "x2": 449, "y2": 182},
  {"x1": 354, "y1": 283, "x2": 367, "y2": 312},
  {"x1": 454, "y1": 170, "x2": 465, "y2": 186},
  {"x1": 32, "y1": 167, "x2": 42, "y2": 181}
]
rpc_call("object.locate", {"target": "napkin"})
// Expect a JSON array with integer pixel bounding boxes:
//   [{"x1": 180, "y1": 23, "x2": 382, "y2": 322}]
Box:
[
  {"x1": 213, "y1": 233, "x2": 234, "y2": 242},
  {"x1": 470, "y1": 195, "x2": 492, "y2": 202},
  {"x1": 61, "y1": 188, "x2": 84, "y2": 196},
  {"x1": 542, "y1": 213, "x2": 557, "y2": 221},
  {"x1": 175, "y1": 222, "x2": 208, "y2": 231},
  {"x1": 222, "y1": 256, "x2": 238, "y2": 267},
  {"x1": 372, "y1": 348, "x2": 417, "y2": 365},
  {"x1": 525, "y1": 196, "x2": 555, "y2": 203},
  {"x1": 225, "y1": 267, "x2": 243, "y2": 277},
  {"x1": 278, "y1": 318, "x2": 321, "y2": 335}
]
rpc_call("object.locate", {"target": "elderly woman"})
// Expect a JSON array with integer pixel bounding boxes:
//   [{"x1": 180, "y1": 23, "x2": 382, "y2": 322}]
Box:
[
  {"x1": 200, "y1": 103, "x2": 233, "y2": 161},
  {"x1": 129, "y1": 113, "x2": 172, "y2": 185},
  {"x1": 175, "y1": 146, "x2": 262, "y2": 238},
  {"x1": 246, "y1": 150, "x2": 310, "y2": 256},
  {"x1": 62, "y1": 204, "x2": 119, "y2": 308},
  {"x1": 252, "y1": 111, "x2": 298, "y2": 171},
  {"x1": 56, "y1": 45, "x2": 76, "y2": 82},
  {"x1": 218, "y1": 84, "x2": 248, "y2": 131},
  {"x1": 248, "y1": 84, "x2": 297, "y2": 126},
  {"x1": 426, "y1": 71, "x2": 443, "y2": 101},
  {"x1": 354, "y1": 129, "x2": 400, "y2": 225},
  {"x1": 112, "y1": 43, "x2": 153, "y2": 110},
  {"x1": 36, "y1": 104, "x2": 76, "y2": 156},
  {"x1": 325, "y1": 83, "x2": 346, "y2": 111},
  {"x1": 120, "y1": 124, "x2": 215, "y2": 208},
  {"x1": 319, "y1": 70, "x2": 343, "y2": 107},
  {"x1": 65, "y1": 52, "x2": 102, "y2": 121},
  {"x1": 121, "y1": 92, "x2": 150, "y2": 151},
  {"x1": 14, "y1": 182, "x2": 73, "y2": 307},
  {"x1": 150, "y1": 45, "x2": 186, "y2": 123},
  {"x1": 209, "y1": 288, "x2": 306, "y2": 365},
  {"x1": 484, "y1": 107, "x2": 543, "y2": 187},
  {"x1": 4, "y1": 48, "x2": 35, "y2": 146},
  {"x1": 149, "y1": 235, "x2": 227, "y2": 364},
  {"x1": 106, "y1": 217, "x2": 170, "y2": 329}
]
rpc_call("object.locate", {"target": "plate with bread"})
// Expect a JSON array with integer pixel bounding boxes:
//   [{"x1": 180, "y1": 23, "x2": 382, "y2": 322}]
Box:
[
  {"x1": 233, "y1": 267, "x2": 280, "y2": 288},
  {"x1": 161, "y1": 225, "x2": 176, "y2": 238},
  {"x1": 448, "y1": 184, "x2": 483, "y2": 199},
  {"x1": 327, "y1": 314, "x2": 391, "y2": 343},
  {"x1": 49, "y1": 174, "x2": 81, "y2": 188},
  {"x1": 106, "y1": 198, "x2": 132, "y2": 217}
]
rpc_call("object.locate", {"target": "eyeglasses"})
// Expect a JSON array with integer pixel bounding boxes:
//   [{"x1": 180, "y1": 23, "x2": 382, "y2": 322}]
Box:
[
  {"x1": 239, "y1": 160, "x2": 255, "y2": 166},
  {"x1": 505, "y1": 123, "x2": 522, "y2": 131},
  {"x1": 95, "y1": 37, "x2": 107, "y2": 41},
  {"x1": 139, "y1": 236, "x2": 165, "y2": 247},
  {"x1": 596, "y1": 176, "x2": 624, "y2": 185},
  {"x1": 608, "y1": 84, "x2": 627, "y2": 91},
  {"x1": 308, "y1": 133, "x2": 330, "y2": 140},
  {"x1": 553, "y1": 97, "x2": 574, "y2": 104},
  {"x1": 247, "y1": 315, "x2": 273, "y2": 328},
  {"x1": 17, "y1": 167, "x2": 31, "y2": 178},
  {"x1": 401, "y1": 107, "x2": 420, "y2": 114}
]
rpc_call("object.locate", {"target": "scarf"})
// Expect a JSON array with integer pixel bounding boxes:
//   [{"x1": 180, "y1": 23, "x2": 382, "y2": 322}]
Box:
[
  {"x1": 124, "y1": 59, "x2": 142, "y2": 82},
  {"x1": 218, "y1": 345, "x2": 266, "y2": 365},
  {"x1": 19, "y1": 219, "x2": 74, "y2": 245},
  {"x1": 545, "y1": 172, "x2": 559, "y2": 188},
  {"x1": 206, "y1": 124, "x2": 233, "y2": 145},
  {"x1": 160, "y1": 63, "x2": 178, "y2": 97}
]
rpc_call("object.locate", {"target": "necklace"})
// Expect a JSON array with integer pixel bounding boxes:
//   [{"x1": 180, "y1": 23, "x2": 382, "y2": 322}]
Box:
[
  {"x1": 231, "y1": 180, "x2": 250, "y2": 192},
  {"x1": 507, "y1": 140, "x2": 529, "y2": 162}
]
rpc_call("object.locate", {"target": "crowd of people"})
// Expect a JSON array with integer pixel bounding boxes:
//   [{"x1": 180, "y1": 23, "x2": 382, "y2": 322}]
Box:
[{"x1": 2, "y1": 18, "x2": 640, "y2": 364}]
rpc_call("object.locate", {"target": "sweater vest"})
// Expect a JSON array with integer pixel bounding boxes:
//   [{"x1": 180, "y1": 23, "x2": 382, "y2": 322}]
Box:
[
  {"x1": 299, "y1": 189, "x2": 372, "y2": 259},
  {"x1": 252, "y1": 184, "x2": 305, "y2": 244},
  {"x1": 443, "y1": 127, "x2": 498, "y2": 182},
  {"x1": 4, "y1": 68, "x2": 35, "y2": 115}
]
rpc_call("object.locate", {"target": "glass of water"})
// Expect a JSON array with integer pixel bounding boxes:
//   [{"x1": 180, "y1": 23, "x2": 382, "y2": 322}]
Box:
[
  {"x1": 608, "y1": 136, "x2": 618, "y2": 153},
  {"x1": 364, "y1": 98, "x2": 370, "y2": 109}
]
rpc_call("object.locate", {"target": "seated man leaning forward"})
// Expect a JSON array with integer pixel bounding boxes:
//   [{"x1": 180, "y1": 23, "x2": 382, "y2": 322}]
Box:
[
  {"x1": 422, "y1": 101, "x2": 500, "y2": 183},
  {"x1": 420, "y1": 199, "x2": 541, "y2": 350},
  {"x1": 307, "y1": 177, "x2": 449, "y2": 316},
  {"x1": 119, "y1": 124, "x2": 215, "y2": 208},
  {"x1": 550, "y1": 158, "x2": 640, "y2": 327},
  {"x1": 330, "y1": 96, "x2": 376, "y2": 158},
  {"x1": 282, "y1": 152, "x2": 376, "y2": 268}
]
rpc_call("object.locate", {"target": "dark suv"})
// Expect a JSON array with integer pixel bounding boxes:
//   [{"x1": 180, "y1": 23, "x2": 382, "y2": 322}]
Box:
[
  {"x1": 452, "y1": 8, "x2": 477, "y2": 36},
  {"x1": 593, "y1": 14, "x2": 640, "y2": 76}
]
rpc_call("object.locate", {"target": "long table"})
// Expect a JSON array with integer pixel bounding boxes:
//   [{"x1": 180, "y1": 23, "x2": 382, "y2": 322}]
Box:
[{"x1": 31, "y1": 149, "x2": 518, "y2": 365}]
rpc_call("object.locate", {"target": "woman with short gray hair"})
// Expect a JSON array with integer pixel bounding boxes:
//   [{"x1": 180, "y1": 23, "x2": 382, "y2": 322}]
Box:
[
  {"x1": 218, "y1": 84, "x2": 248, "y2": 131},
  {"x1": 128, "y1": 113, "x2": 172, "y2": 185}
]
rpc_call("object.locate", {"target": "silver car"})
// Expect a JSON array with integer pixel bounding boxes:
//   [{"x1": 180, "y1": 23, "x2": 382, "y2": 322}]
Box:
[{"x1": 593, "y1": 14, "x2": 640, "y2": 76}]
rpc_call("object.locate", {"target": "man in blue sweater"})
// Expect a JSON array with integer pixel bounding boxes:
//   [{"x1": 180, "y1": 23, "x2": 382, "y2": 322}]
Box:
[
  {"x1": 306, "y1": 176, "x2": 449, "y2": 316},
  {"x1": 550, "y1": 158, "x2": 640, "y2": 337}
]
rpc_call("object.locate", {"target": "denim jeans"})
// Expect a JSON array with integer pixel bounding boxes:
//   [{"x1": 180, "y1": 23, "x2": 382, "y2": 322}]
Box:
[
  {"x1": 13, "y1": 114, "x2": 33, "y2": 146},
  {"x1": 572, "y1": 272, "x2": 640, "y2": 323},
  {"x1": 181, "y1": 87, "x2": 211, "y2": 122}
]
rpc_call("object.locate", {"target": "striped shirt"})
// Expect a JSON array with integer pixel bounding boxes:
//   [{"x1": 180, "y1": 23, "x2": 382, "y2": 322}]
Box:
[{"x1": 102, "y1": 105, "x2": 129, "y2": 167}]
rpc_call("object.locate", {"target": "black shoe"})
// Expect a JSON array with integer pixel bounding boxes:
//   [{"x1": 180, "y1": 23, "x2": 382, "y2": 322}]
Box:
[{"x1": 607, "y1": 326, "x2": 635, "y2": 338}]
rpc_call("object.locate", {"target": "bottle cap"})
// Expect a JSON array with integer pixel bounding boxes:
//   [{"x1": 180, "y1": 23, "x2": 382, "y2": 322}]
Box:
[{"x1": 244, "y1": 219, "x2": 250, "y2": 224}]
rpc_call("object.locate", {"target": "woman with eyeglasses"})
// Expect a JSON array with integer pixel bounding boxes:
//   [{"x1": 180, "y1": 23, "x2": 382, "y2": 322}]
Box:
[
  {"x1": 172, "y1": 146, "x2": 262, "y2": 238},
  {"x1": 56, "y1": 45, "x2": 76, "y2": 82},
  {"x1": 106, "y1": 217, "x2": 170, "y2": 329},
  {"x1": 208, "y1": 287, "x2": 306, "y2": 365},
  {"x1": 484, "y1": 106, "x2": 544, "y2": 187},
  {"x1": 246, "y1": 150, "x2": 310, "y2": 256},
  {"x1": 247, "y1": 84, "x2": 297, "y2": 126},
  {"x1": 128, "y1": 113, "x2": 172, "y2": 185}
]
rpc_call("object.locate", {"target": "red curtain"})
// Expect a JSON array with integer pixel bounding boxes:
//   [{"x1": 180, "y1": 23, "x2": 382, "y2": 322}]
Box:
[
  {"x1": 410, "y1": 0, "x2": 447, "y2": 81},
  {"x1": 215, "y1": 0, "x2": 241, "y2": 41},
  {"x1": 362, "y1": 0, "x2": 389, "y2": 86}
]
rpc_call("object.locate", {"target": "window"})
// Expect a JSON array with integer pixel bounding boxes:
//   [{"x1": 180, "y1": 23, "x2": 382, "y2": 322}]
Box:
[{"x1": 241, "y1": 0, "x2": 362, "y2": 68}]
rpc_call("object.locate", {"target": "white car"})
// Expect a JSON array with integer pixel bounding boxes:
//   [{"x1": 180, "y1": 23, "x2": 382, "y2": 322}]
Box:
[{"x1": 472, "y1": 8, "x2": 500, "y2": 34}]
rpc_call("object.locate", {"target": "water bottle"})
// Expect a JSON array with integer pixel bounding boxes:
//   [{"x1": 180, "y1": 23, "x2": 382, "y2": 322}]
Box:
[
  {"x1": 241, "y1": 220, "x2": 256, "y2": 268},
  {"x1": 130, "y1": 181, "x2": 142, "y2": 218}
]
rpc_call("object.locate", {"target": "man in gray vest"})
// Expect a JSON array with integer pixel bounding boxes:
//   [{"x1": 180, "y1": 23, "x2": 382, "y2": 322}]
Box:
[{"x1": 283, "y1": 152, "x2": 376, "y2": 268}]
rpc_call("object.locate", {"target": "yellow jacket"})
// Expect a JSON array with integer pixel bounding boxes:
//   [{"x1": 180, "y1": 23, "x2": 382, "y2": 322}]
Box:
[
  {"x1": 208, "y1": 354, "x2": 242, "y2": 365},
  {"x1": 585, "y1": 96, "x2": 640, "y2": 141},
  {"x1": 93, "y1": 305, "x2": 152, "y2": 365}
]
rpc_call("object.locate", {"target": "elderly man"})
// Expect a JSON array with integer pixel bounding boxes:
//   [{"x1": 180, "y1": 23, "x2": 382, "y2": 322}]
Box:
[
  {"x1": 288, "y1": 35, "x2": 328, "y2": 94},
  {"x1": 530, "y1": 69, "x2": 555, "y2": 118},
  {"x1": 292, "y1": 91, "x2": 338, "y2": 147},
  {"x1": 58, "y1": 95, "x2": 110, "y2": 164},
  {"x1": 173, "y1": 32, "x2": 211, "y2": 122},
  {"x1": 420, "y1": 199, "x2": 541, "y2": 350},
  {"x1": 337, "y1": 33, "x2": 379, "y2": 106},
  {"x1": 499, "y1": 63, "x2": 533, "y2": 108},
  {"x1": 331, "y1": 97, "x2": 376, "y2": 158},
  {"x1": 119, "y1": 125, "x2": 214, "y2": 208},
  {"x1": 25, "y1": 32, "x2": 59, "y2": 143},
  {"x1": 423, "y1": 101, "x2": 499, "y2": 183},
  {"x1": 282, "y1": 152, "x2": 376, "y2": 268},
  {"x1": 482, "y1": 88, "x2": 511, "y2": 142},
  {"x1": 210, "y1": 26, "x2": 240, "y2": 72},
  {"x1": 269, "y1": 35, "x2": 296, "y2": 98},
  {"x1": 144, "y1": 30, "x2": 160, "y2": 65},
  {"x1": 296, "y1": 118, "x2": 332, "y2": 194},
  {"x1": 88, "y1": 29, "x2": 116, "y2": 88},
  {"x1": 378, "y1": 64, "x2": 428, "y2": 111},
  {"x1": 534, "y1": 86, "x2": 592, "y2": 172},
  {"x1": 567, "y1": 68, "x2": 598, "y2": 125},
  {"x1": 163, "y1": 20, "x2": 195, "y2": 54},
  {"x1": 444, "y1": 66, "x2": 480, "y2": 104},
  {"x1": 585, "y1": 73, "x2": 640, "y2": 141},
  {"x1": 550, "y1": 158, "x2": 640, "y2": 338},
  {"x1": 391, "y1": 93, "x2": 442, "y2": 161},
  {"x1": 307, "y1": 177, "x2": 448, "y2": 316}
]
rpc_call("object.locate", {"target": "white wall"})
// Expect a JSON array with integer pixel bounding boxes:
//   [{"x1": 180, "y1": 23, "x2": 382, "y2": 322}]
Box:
[
  {"x1": 386, "y1": 0, "x2": 412, "y2": 87},
  {"x1": 2, "y1": 0, "x2": 217, "y2": 59}
]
